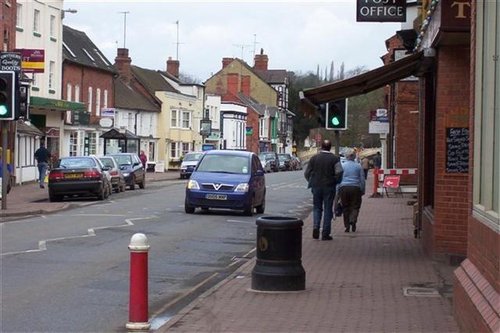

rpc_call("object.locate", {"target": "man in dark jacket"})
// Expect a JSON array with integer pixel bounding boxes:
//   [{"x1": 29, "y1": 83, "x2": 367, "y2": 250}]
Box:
[
  {"x1": 34, "y1": 142, "x2": 51, "y2": 189},
  {"x1": 304, "y1": 140, "x2": 343, "y2": 240}
]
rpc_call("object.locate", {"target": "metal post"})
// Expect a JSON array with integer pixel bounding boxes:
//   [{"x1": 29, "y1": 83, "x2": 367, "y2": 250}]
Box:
[
  {"x1": 2, "y1": 121, "x2": 8, "y2": 209},
  {"x1": 126, "y1": 233, "x2": 150, "y2": 331},
  {"x1": 334, "y1": 130, "x2": 340, "y2": 156}
]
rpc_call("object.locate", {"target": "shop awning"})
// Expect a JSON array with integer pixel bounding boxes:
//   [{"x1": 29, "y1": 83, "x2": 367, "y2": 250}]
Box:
[
  {"x1": 100, "y1": 128, "x2": 140, "y2": 140},
  {"x1": 300, "y1": 50, "x2": 433, "y2": 113},
  {"x1": 30, "y1": 96, "x2": 86, "y2": 112},
  {"x1": 16, "y1": 121, "x2": 44, "y2": 136}
]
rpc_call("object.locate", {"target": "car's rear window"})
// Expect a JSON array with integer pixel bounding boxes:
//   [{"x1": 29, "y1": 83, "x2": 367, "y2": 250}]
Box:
[
  {"x1": 111, "y1": 155, "x2": 132, "y2": 165},
  {"x1": 59, "y1": 158, "x2": 96, "y2": 168},
  {"x1": 184, "y1": 153, "x2": 203, "y2": 161},
  {"x1": 99, "y1": 157, "x2": 115, "y2": 168},
  {"x1": 197, "y1": 155, "x2": 250, "y2": 174}
]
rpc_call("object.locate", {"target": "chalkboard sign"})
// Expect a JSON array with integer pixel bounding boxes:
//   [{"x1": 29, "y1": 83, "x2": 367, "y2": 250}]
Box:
[{"x1": 446, "y1": 127, "x2": 469, "y2": 173}]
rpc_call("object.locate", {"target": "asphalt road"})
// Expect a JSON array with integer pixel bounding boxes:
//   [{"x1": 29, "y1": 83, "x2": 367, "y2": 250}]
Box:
[{"x1": 0, "y1": 169, "x2": 312, "y2": 332}]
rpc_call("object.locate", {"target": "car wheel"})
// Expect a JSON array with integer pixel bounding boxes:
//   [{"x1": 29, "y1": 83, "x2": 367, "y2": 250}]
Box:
[
  {"x1": 243, "y1": 196, "x2": 253, "y2": 216},
  {"x1": 97, "y1": 186, "x2": 106, "y2": 200},
  {"x1": 256, "y1": 196, "x2": 265, "y2": 214},
  {"x1": 129, "y1": 176, "x2": 135, "y2": 190},
  {"x1": 139, "y1": 177, "x2": 145, "y2": 189},
  {"x1": 185, "y1": 198, "x2": 195, "y2": 214}
]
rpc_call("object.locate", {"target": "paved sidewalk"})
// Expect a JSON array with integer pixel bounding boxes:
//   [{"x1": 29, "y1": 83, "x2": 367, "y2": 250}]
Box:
[
  {"x1": 158, "y1": 193, "x2": 459, "y2": 332},
  {"x1": 0, "y1": 170, "x2": 180, "y2": 220}
]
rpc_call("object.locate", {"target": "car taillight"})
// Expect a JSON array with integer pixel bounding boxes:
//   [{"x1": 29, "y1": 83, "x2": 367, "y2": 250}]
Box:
[
  {"x1": 49, "y1": 171, "x2": 64, "y2": 180},
  {"x1": 84, "y1": 169, "x2": 102, "y2": 179}
]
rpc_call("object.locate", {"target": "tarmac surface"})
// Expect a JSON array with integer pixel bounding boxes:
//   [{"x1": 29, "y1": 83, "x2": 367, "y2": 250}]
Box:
[{"x1": 0, "y1": 170, "x2": 460, "y2": 332}]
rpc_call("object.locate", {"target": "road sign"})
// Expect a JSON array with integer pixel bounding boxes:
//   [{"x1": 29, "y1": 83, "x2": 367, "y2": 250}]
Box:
[{"x1": 383, "y1": 175, "x2": 400, "y2": 188}]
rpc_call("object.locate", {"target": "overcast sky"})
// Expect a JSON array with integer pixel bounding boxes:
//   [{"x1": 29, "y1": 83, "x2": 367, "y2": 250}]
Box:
[{"x1": 64, "y1": 1, "x2": 402, "y2": 81}]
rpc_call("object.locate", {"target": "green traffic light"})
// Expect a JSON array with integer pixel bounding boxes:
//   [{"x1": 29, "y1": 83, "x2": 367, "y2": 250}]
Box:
[
  {"x1": 331, "y1": 117, "x2": 340, "y2": 126},
  {"x1": 0, "y1": 104, "x2": 8, "y2": 115}
]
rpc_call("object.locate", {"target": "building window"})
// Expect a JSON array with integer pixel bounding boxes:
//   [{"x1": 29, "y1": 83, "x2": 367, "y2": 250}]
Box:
[
  {"x1": 96, "y1": 88, "x2": 101, "y2": 116},
  {"x1": 75, "y1": 85, "x2": 80, "y2": 102},
  {"x1": 66, "y1": 83, "x2": 72, "y2": 101},
  {"x1": 473, "y1": 1, "x2": 500, "y2": 228},
  {"x1": 48, "y1": 61, "x2": 55, "y2": 89},
  {"x1": 128, "y1": 112, "x2": 134, "y2": 130},
  {"x1": 182, "y1": 142, "x2": 190, "y2": 155},
  {"x1": 69, "y1": 132, "x2": 78, "y2": 156},
  {"x1": 50, "y1": 15, "x2": 56, "y2": 38},
  {"x1": 16, "y1": 3, "x2": 23, "y2": 29},
  {"x1": 88, "y1": 87, "x2": 93, "y2": 113},
  {"x1": 182, "y1": 110, "x2": 190, "y2": 128},
  {"x1": 88, "y1": 133, "x2": 97, "y2": 155},
  {"x1": 170, "y1": 142, "x2": 178, "y2": 159},
  {"x1": 103, "y1": 89, "x2": 108, "y2": 108},
  {"x1": 171, "y1": 109, "x2": 178, "y2": 127},
  {"x1": 33, "y1": 9, "x2": 40, "y2": 33}
]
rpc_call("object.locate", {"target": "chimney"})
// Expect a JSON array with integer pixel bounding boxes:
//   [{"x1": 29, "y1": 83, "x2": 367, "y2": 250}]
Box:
[
  {"x1": 222, "y1": 57, "x2": 234, "y2": 69},
  {"x1": 253, "y1": 48, "x2": 268, "y2": 71},
  {"x1": 115, "y1": 48, "x2": 132, "y2": 84},
  {"x1": 166, "y1": 57, "x2": 180, "y2": 78}
]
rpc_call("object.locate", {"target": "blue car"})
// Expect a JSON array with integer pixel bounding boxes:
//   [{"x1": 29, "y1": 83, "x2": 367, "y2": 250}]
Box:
[{"x1": 184, "y1": 150, "x2": 266, "y2": 216}]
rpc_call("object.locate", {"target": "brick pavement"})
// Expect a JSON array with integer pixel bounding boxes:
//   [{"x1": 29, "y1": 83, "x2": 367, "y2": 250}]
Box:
[{"x1": 157, "y1": 191, "x2": 459, "y2": 332}]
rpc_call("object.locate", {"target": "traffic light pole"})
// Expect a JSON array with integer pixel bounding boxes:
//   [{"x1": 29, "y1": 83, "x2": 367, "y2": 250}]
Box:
[
  {"x1": 334, "y1": 130, "x2": 340, "y2": 156},
  {"x1": 2, "y1": 121, "x2": 8, "y2": 209}
]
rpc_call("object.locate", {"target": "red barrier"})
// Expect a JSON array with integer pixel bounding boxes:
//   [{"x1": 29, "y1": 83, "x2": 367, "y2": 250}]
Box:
[{"x1": 126, "y1": 233, "x2": 150, "y2": 331}]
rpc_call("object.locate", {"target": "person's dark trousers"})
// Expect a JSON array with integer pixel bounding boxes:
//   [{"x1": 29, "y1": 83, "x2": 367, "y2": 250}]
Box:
[
  {"x1": 363, "y1": 169, "x2": 368, "y2": 179},
  {"x1": 312, "y1": 186, "x2": 335, "y2": 237},
  {"x1": 339, "y1": 186, "x2": 363, "y2": 230}
]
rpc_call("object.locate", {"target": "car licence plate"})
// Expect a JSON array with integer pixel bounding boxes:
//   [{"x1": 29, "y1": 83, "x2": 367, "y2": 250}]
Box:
[
  {"x1": 205, "y1": 194, "x2": 227, "y2": 200},
  {"x1": 64, "y1": 173, "x2": 83, "y2": 179}
]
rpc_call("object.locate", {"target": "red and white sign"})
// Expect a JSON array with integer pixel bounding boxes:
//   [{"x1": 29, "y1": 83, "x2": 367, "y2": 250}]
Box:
[{"x1": 383, "y1": 175, "x2": 400, "y2": 188}]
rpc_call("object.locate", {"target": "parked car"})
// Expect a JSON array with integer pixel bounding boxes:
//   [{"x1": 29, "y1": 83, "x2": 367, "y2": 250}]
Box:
[
  {"x1": 97, "y1": 156, "x2": 126, "y2": 193},
  {"x1": 258, "y1": 152, "x2": 279, "y2": 172},
  {"x1": 278, "y1": 153, "x2": 292, "y2": 171},
  {"x1": 184, "y1": 150, "x2": 266, "y2": 216},
  {"x1": 108, "y1": 153, "x2": 146, "y2": 190},
  {"x1": 48, "y1": 156, "x2": 112, "y2": 202},
  {"x1": 180, "y1": 151, "x2": 204, "y2": 179},
  {"x1": 258, "y1": 155, "x2": 273, "y2": 173}
]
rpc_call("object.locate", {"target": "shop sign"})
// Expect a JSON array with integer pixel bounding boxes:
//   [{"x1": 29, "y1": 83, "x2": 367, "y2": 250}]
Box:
[
  {"x1": 356, "y1": 0, "x2": 406, "y2": 22},
  {"x1": 15, "y1": 49, "x2": 45, "y2": 73},
  {"x1": 0, "y1": 52, "x2": 22, "y2": 72}
]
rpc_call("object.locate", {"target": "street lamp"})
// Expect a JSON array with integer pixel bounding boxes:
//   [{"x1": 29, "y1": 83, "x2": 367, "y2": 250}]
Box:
[{"x1": 61, "y1": 8, "x2": 77, "y2": 19}]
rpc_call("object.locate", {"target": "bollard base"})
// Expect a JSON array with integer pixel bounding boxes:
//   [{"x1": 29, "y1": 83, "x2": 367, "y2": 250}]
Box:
[
  {"x1": 126, "y1": 321, "x2": 150, "y2": 332},
  {"x1": 252, "y1": 263, "x2": 305, "y2": 291}
]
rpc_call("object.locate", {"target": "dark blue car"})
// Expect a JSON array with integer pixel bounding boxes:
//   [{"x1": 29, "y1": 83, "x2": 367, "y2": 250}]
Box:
[{"x1": 184, "y1": 150, "x2": 266, "y2": 216}]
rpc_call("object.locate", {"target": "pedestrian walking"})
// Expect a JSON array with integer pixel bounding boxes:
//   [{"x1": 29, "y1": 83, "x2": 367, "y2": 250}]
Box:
[
  {"x1": 338, "y1": 148, "x2": 365, "y2": 232},
  {"x1": 304, "y1": 140, "x2": 343, "y2": 240},
  {"x1": 139, "y1": 150, "x2": 147, "y2": 170},
  {"x1": 34, "y1": 142, "x2": 51, "y2": 189},
  {"x1": 361, "y1": 157, "x2": 370, "y2": 179}
]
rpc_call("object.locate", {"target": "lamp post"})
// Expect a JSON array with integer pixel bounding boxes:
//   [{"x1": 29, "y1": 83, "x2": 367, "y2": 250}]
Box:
[{"x1": 61, "y1": 8, "x2": 77, "y2": 19}]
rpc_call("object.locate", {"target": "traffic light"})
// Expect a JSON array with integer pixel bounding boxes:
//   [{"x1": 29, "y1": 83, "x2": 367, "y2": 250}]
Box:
[
  {"x1": 0, "y1": 71, "x2": 16, "y2": 120},
  {"x1": 326, "y1": 99, "x2": 347, "y2": 130},
  {"x1": 16, "y1": 82, "x2": 30, "y2": 120}
]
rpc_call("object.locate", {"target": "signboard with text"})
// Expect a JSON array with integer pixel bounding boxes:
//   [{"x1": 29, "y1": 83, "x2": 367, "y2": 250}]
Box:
[
  {"x1": 15, "y1": 49, "x2": 45, "y2": 73},
  {"x1": 357, "y1": 0, "x2": 407, "y2": 22}
]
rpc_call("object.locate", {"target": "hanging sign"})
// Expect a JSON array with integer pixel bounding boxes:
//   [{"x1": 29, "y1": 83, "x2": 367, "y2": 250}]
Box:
[{"x1": 357, "y1": 0, "x2": 407, "y2": 22}]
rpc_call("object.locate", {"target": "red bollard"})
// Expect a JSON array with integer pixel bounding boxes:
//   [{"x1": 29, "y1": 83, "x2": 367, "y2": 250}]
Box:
[
  {"x1": 371, "y1": 168, "x2": 382, "y2": 198},
  {"x1": 126, "y1": 233, "x2": 150, "y2": 331}
]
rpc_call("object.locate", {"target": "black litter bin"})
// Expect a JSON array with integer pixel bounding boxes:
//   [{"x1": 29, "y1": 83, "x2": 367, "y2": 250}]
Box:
[{"x1": 251, "y1": 216, "x2": 305, "y2": 291}]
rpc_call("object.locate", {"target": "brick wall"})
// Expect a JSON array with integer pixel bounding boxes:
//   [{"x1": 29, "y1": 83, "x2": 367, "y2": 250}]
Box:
[
  {"x1": 63, "y1": 62, "x2": 115, "y2": 116},
  {"x1": 394, "y1": 81, "x2": 419, "y2": 184},
  {"x1": 432, "y1": 45, "x2": 470, "y2": 256}
]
